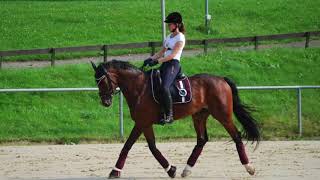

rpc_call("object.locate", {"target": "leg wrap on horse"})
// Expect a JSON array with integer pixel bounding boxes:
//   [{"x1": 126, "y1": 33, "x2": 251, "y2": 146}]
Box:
[
  {"x1": 236, "y1": 142, "x2": 249, "y2": 164},
  {"x1": 115, "y1": 140, "x2": 135, "y2": 169},
  {"x1": 233, "y1": 135, "x2": 249, "y2": 165},
  {"x1": 115, "y1": 148, "x2": 129, "y2": 169},
  {"x1": 187, "y1": 138, "x2": 207, "y2": 167},
  {"x1": 148, "y1": 140, "x2": 170, "y2": 169}
]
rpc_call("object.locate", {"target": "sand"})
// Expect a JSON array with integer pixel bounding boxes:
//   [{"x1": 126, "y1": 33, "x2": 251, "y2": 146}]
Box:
[{"x1": 0, "y1": 141, "x2": 320, "y2": 180}]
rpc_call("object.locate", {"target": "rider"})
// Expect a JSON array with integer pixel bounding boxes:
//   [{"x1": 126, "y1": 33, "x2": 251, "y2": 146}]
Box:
[{"x1": 144, "y1": 12, "x2": 186, "y2": 124}]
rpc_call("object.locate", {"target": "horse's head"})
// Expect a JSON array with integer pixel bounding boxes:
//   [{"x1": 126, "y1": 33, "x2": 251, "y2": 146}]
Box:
[{"x1": 91, "y1": 62, "x2": 119, "y2": 107}]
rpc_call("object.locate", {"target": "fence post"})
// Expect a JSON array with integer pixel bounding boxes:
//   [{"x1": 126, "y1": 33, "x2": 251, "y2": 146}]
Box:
[
  {"x1": 119, "y1": 92, "x2": 124, "y2": 141},
  {"x1": 150, "y1": 42, "x2": 155, "y2": 56},
  {"x1": 205, "y1": 0, "x2": 211, "y2": 34},
  {"x1": 50, "y1": 48, "x2": 55, "y2": 67},
  {"x1": 254, "y1": 36, "x2": 259, "y2": 50},
  {"x1": 297, "y1": 88, "x2": 302, "y2": 136},
  {"x1": 0, "y1": 56, "x2": 3, "y2": 69},
  {"x1": 305, "y1": 32, "x2": 311, "y2": 48},
  {"x1": 203, "y1": 39, "x2": 208, "y2": 55},
  {"x1": 103, "y1": 45, "x2": 108, "y2": 62}
]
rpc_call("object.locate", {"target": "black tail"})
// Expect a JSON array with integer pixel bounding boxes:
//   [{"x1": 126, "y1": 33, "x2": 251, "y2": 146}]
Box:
[{"x1": 224, "y1": 77, "x2": 261, "y2": 144}]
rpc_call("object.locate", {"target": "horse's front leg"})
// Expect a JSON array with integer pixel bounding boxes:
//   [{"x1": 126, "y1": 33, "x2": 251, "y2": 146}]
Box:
[
  {"x1": 143, "y1": 126, "x2": 176, "y2": 178},
  {"x1": 182, "y1": 111, "x2": 209, "y2": 178},
  {"x1": 109, "y1": 125, "x2": 142, "y2": 179}
]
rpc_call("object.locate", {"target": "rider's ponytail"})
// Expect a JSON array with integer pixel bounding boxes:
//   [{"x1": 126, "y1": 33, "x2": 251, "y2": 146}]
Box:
[{"x1": 179, "y1": 22, "x2": 185, "y2": 34}]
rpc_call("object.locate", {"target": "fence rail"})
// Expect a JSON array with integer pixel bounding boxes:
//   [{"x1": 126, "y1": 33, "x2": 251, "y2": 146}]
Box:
[
  {"x1": 1, "y1": 85, "x2": 320, "y2": 138},
  {"x1": 0, "y1": 88, "x2": 98, "y2": 93},
  {"x1": 0, "y1": 31, "x2": 319, "y2": 68}
]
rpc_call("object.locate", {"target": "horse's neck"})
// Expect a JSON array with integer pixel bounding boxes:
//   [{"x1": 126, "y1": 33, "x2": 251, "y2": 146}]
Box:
[{"x1": 117, "y1": 70, "x2": 147, "y2": 109}]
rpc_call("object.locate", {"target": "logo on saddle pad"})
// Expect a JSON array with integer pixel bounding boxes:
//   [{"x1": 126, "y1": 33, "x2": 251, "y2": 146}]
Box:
[{"x1": 150, "y1": 69, "x2": 192, "y2": 104}]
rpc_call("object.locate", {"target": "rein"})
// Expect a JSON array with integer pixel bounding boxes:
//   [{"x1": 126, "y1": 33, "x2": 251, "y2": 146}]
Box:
[{"x1": 96, "y1": 72, "x2": 120, "y2": 97}]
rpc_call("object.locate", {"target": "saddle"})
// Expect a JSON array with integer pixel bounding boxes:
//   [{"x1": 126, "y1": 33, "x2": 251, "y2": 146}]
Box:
[{"x1": 150, "y1": 69, "x2": 192, "y2": 104}]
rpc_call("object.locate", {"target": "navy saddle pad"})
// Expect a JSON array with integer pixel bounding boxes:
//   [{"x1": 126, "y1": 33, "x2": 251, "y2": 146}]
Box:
[{"x1": 150, "y1": 69, "x2": 192, "y2": 104}]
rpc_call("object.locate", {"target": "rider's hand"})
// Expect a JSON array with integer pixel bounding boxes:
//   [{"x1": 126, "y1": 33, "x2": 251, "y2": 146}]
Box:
[
  {"x1": 148, "y1": 59, "x2": 159, "y2": 67},
  {"x1": 143, "y1": 58, "x2": 153, "y2": 67}
]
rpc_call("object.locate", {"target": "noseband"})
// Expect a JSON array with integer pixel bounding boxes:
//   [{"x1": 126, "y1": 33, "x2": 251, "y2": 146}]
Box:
[{"x1": 96, "y1": 72, "x2": 119, "y2": 98}]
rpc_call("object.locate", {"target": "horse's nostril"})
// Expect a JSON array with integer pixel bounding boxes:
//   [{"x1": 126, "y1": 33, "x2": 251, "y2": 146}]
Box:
[{"x1": 101, "y1": 99, "x2": 112, "y2": 107}]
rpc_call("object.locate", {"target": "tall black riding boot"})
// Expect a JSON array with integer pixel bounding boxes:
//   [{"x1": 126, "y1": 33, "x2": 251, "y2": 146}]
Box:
[{"x1": 161, "y1": 88, "x2": 174, "y2": 124}]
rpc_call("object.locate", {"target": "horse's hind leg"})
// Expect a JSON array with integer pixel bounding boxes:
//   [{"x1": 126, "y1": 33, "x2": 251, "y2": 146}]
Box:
[
  {"x1": 208, "y1": 98, "x2": 255, "y2": 175},
  {"x1": 181, "y1": 109, "x2": 209, "y2": 178},
  {"x1": 143, "y1": 126, "x2": 177, "y2": 178}
]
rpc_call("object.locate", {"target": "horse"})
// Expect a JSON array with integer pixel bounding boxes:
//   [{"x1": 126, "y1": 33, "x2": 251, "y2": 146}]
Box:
[{"x1": 90, "y1": 60, "x2": 260, "y2": 178}]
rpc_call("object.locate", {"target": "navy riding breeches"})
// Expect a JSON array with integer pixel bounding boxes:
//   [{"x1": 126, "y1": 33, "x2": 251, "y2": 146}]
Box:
[{"x1": 160, "y1": 59, "x2": 181, "y2": 89}]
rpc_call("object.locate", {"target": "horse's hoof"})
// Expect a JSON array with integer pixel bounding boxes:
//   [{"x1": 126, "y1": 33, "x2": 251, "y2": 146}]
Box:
[
  {"x1": 244, "y1": 163, "x2": 255, "y2": 175},
  {"x1": 108, "y1": 169, "x2": 121, "y2": 179},
  {"x1": 181, "y1": 169, "x2": 191, "y2": 178},
  {"x1": 167, "y1": 165, "x2": 176, "y2": 178}
]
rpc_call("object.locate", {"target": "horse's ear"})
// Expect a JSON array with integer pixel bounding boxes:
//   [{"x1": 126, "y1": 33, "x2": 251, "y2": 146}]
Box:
[
  {"x1": 91, "y1": 61, "x2": 97, "y2": 71},
  {"x1": 102, "y1": 65, "x2": 108, "y2": 73}
]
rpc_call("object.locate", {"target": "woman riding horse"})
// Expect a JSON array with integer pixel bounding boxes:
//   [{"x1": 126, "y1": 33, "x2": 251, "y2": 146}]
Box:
[
  {"x1": 91, "y1": 59, "x2": 259, "y2": 178},
  {"x1": 91, "y1": 11, "x2": 259, "y2": 180},
  {"x1": 143, "y1": 12, "x2": 186, "y2": 124}
]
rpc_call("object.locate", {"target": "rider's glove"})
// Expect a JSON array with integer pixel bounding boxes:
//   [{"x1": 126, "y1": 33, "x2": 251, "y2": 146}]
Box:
[
  {"x1": 143, "y1": 58, "x2": 153, "y2": 67},
  {"x1": 148, "y1": 59, "x2": 159, "y2": 67}
]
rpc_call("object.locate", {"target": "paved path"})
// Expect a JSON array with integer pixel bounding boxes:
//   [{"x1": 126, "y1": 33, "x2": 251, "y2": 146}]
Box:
[{"x1": 2, "y1": 40, "x2": 320, "y2": 69}]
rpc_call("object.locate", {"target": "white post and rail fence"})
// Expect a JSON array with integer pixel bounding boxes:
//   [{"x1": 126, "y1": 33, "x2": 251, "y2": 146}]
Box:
[{"x1": 1, "y1": 85, "x2": 319, "y2": 138}]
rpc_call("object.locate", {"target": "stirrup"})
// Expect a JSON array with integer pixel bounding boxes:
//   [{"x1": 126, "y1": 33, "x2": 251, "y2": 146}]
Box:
[
  {"x1": 156, "y1": 119, "x2": 166, "y2": 126},
  {"x1": 163, "y1": 114, "x2": 174, "y2": 124},
  {"x1": 158, "y1": 114, "x2": 173, "y2": 125},
  {"x1": 164, "y1": 117, "x2": 173, "y2": 123}
]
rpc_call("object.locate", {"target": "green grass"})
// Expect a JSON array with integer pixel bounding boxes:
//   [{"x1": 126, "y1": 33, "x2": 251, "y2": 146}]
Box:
[
  {"x1": 0, "y1": 0, "x2": 319, "y2": 52},
  {"x1": 0, "y1": 47, "x2": 319, "y2": 143}
]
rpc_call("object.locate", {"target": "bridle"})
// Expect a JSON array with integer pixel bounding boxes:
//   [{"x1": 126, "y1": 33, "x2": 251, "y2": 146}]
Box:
[{"x1": 96, "y1": 71, "x2": 120, "y2": 98}]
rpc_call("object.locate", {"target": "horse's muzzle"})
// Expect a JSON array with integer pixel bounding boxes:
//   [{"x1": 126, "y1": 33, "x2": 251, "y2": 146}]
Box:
[{"x1": 101, "y1": 98, "x2": 112, "y2": 107}]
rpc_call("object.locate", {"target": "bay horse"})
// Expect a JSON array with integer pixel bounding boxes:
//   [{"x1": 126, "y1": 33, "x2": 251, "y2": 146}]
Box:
[{"x1": 91, "y1": 60, "x2": 260, "y2": 178}]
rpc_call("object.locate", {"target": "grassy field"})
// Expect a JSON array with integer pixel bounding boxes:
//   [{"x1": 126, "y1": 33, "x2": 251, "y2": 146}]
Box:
[
  {"x1": 0, "y1": 47, "x2": 319, "y2": 143},
  {"x1": 1, "y1": 0, "x2": 319, "y2": 52}
]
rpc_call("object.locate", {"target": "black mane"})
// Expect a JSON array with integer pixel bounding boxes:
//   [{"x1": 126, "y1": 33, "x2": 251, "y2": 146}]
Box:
[{"x1": 102, "y1": 59, "x2": 141, "y2": 73}]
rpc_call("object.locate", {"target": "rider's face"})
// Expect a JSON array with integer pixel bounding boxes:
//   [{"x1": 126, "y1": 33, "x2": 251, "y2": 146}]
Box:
[{"x1": 168, "y1": 23, "x2": 177, "y2": 32}]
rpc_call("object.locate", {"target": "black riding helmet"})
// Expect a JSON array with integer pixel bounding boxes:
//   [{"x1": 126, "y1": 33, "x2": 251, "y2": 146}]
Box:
[{"x1": 164, "y1": 12, "x2": 182, "y2": 24}]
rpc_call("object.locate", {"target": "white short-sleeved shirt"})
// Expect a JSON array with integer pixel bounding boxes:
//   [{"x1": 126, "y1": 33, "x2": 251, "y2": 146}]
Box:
[{"x1": 163, "y1": 32, "x2": 185, "y2": 61}]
